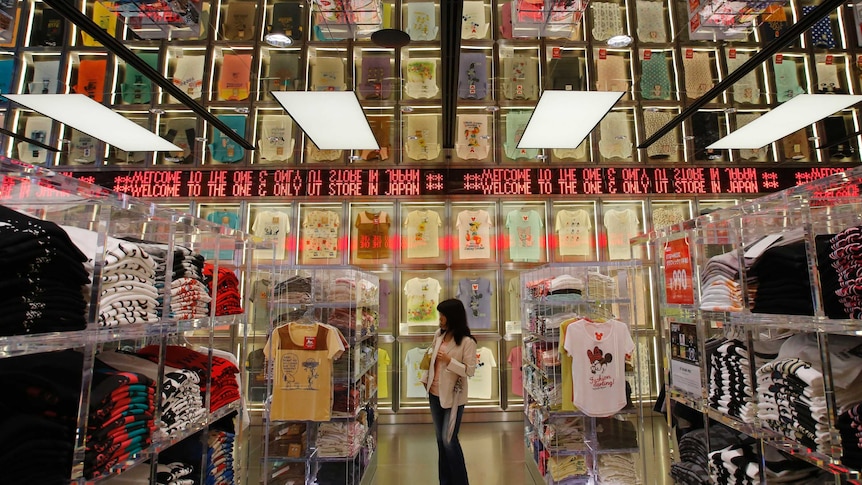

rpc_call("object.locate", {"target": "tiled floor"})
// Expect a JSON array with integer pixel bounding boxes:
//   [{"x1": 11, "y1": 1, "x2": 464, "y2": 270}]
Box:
[{"x1": 368, "y1": 416, "x2": 673, "y2": 485}]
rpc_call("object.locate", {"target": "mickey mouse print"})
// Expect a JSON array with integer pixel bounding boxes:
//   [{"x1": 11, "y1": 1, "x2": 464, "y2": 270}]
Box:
[{"x1": 564, "y1": 318, "x2": 635, "y2": 417}]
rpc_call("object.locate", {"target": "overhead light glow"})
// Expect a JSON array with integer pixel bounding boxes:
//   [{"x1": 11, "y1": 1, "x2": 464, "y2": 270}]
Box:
[
  {"x1": 264, "y1": 32, "x2": 293, "y2": 47},
  {"x1": 271, "y1": 91, "x2": 379, "y2": 150},
  {"x1": 517, "y1": 90, "x2": 624, "y2": 149},
  {"x1": 607, "y1": 34, "x2": 633, "y2": 47},
  {"x1": 3, "y1": 94, "x2": 181, "y2": 152},
  {"x1": 707, "y1": 94, "x2": 862, "y2": 149}
]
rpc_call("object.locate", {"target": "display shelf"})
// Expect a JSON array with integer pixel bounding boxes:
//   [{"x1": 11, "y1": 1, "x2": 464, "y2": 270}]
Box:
[{"x1": 335, "y1": 356, "x2": 379, "y2": 384}]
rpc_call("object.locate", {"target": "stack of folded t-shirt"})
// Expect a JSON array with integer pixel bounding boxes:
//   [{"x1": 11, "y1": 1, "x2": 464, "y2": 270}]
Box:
[
  {"x1": 96, "y1": 350, "x2": 206, "y2": 437},
  {"x1": 750, "y1": 241, "x2": 813, "y2": 315},
  {"x1": 155, "y1": 462, "x2": 195, "y2": 485},
  {"x1": 156, "y1": 437, "x2": 202, "y2": 485},
  {"x1": 597, "y1": 453, "x2": 641, "y2": 484},
  {"x1": 138, "y1": 345, "x2": 240, "y2": 413},
  {"x1": 828, "y1": 225, "x2": 862, "y2": 318},
  {"x1": 546, "y1": 455, "x2": 588, "y2": 482},
  {"x1": 708, "y1": 439, "x2": 760, "y2": 485},
  {"x1": 273, "y1": 274, "x2": 313, "y2": 303},
  {"x1": 85, "y1": 365, "x2": 157, "y2": 479},
  {"x1": 64, "y1": 226, "x2": 159, "y2": 327},
  {"x1": 670, "y1": 429, "x2": 709, "y2": 485},
  {"x1": 763, "y1": 446, "x2": 832, "y2": 483},
  {"x1": 0, "y1": 350, "x2": 82, "y2": 484},
  {"x1": 206, "y1": 429, "x2": 235, "y2": 485},
  {"x1": 203, "y1": 263, "x2": 243, "y2": 316},
  {"x1": 316, "y1": 420, "x2": 365, "y2": 458},
  {"x1": 756, "y1": 357, "x2": 828, "y2": 453},
  {"x1": 0, "y1": 206, "x2": 89, "y2": 335},
  {"x1": 699, "y1": 250, "x2": 744, "y2": 312},
  {"x1": 332, "y1": 384, "x2": 361, "y2": 415},
  {"x1": 586, "y1": 271, "x2": 617, "y2": 300},
  {"x1": 708, "y1": 339, "x2": 756, "y2": 423}
]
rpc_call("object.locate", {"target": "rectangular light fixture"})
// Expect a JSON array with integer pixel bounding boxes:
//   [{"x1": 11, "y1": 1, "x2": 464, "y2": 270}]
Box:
[
  {"x1": 271, "y1": 91, "x2": 379, "y2": 150},
  {"x1": 517, "y1": 90, "x2": 625, "y2": 149},
  {"x1": 3, "y1": 94, "x2": 181, "y2": 152},
  {"x1": 707, "y1": 94, "x2": 862, "y2": 149}
]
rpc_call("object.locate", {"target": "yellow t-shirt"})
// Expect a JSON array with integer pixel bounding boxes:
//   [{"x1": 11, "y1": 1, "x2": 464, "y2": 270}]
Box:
[
  {"x1": 264, "y1": 322, "x2": 344, "y2": 421},
  {"x1": 81, "y1": 2, "x2": 117, "y2": 47},
  {"x1": 377, "y1": 348, "x2": 391, "y2": 399}
]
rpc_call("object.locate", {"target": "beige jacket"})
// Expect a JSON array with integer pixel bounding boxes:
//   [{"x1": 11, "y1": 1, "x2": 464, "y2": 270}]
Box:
[{"x1": 423, "y1": 329, "x2": 478, "y2": 408}]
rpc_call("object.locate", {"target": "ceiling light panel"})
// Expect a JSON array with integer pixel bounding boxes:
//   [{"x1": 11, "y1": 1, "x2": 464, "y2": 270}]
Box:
[
  {"x1": 517, "y1": 90, "x2": 624, "y2": 149},
  {"x1": 271, "y1": 91, "x2": 379, "y2": 150},
  {"x1": 707, "y1": 94, "x2": 862, "y2": 149},
  {"x1": 3, "y1": 94, "x2": 181, "y2": 152}
]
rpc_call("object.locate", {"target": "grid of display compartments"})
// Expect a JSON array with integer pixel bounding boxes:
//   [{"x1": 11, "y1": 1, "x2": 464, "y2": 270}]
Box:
[
  {"x1": 0, "y1": 157, "x2": 270, "y2": 484},
  {"x1": 635, "y1": 165, "x2": 862, "y2": 483},
  {"x1": 256, "y1": 267, "x2": 379, "y2": 485},
  {"x1": 3, "y1": 0, "x2": 862, "y2": 166},
  {"x1": 186, "y1": 197, "x2": 665, "y2": 419},
  {"x1": 520, "y1": 263, "x2": 648, "y2": 484}
]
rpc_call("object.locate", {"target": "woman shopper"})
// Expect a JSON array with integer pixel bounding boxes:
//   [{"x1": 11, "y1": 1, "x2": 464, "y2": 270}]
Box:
[{"x1": 423, "y1": 298, "x2": 478, "y2": 485}]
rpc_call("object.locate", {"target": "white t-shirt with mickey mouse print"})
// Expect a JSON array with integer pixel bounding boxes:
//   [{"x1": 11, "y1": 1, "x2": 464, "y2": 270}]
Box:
[
  {"x1": 468, "y1": 346, "x2": 497, "y2": 399},
  {"x1": 563, "y1": 318, "x2": 634, "y2": 417}
]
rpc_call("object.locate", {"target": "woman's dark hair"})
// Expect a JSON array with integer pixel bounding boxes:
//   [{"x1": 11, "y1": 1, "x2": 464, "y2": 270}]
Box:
[{"x1": 437, "y1": 299, "x2": 476, "y2": 345}]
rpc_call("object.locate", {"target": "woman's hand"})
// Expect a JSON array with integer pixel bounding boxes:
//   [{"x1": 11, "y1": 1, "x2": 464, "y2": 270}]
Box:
[{"x1": 436, "y1": 350, "x2": 451, "y2": 365}]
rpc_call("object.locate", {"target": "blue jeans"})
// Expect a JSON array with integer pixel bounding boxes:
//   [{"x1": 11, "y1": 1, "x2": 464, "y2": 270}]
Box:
[{"x1": 429, "y1": 393, "x2": 469, "y2": 485}]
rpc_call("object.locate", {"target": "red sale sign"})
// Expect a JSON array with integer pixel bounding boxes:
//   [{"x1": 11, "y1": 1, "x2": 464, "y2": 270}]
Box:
[{"x1": 664, "y1": 238, "x2": 695, "y2": 305}]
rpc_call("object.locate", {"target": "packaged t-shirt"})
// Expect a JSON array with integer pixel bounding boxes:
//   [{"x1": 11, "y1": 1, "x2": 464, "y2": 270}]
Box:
[
  {"x1": 121, "y1": 52, "x2": 158, "y2": 104},
  {"x1": 603, "y1": 208, "x2": 640, "y2": 260},
  {"x1": 405, "y1": 2, "x2": 437, "y2": 40},
  {"x1": 222, "y1": 1, "x2": 256, "y2": 41},
  {"x1": 33, "y1": 7, "x2": 65, "y2": 47},
  {"x1": 266, "y1": 52, "x2": 300, "y2": 92},
  {"x1": 270, "y1": 2, "x2": 303, "y2": 40},
  {"x1": 503, "y1": 110, "x2": 538, "y2": 160},
  {"x1": 310, "y1": 57, "x2": 346, "y2": 92},
  {"x1": 209, "y1": 115, "x2": 246, "y2": 163},
  {"x1": 162, "y1": 117, "x2": 197, "y2": 164},
  {"x1": 28, "y1": 60, "x2": 60, "y2": 94},
  {"x1": 357, "y1": 56, "x2": 393, "y2": 100},
  {"x1": 458, "y1": 52, "x2": 487, "y2": 100},
  {"x1": 68, "y1": 130, "x2": 97, "y2": 165},
  {"x1": 17, "y1": 116, "x2": 52, "y2": 165},
  {"x1": 258, "y1": 115, "x2": 294, "y2": 162},
  {"x1": 456, "y1": 209, "x2": 493, "y2": 260},
  {"x1": 506, "y1": 209, "x2": 543, "y2": 262},
  {"x1": 404, "y1": 209, "x2": 442, "y2": 259},
  {"x1": 171, "y1": 55, "x2": 205, "y2": 100},
  {"x1": 461, "y1": 1, "x2": 489, "y2": 38},
  {"x1": 403, "y1": 277, "x2": 441, "y2": 325},
  {"x1": 405, "y1": 114, "x2": 441, "y2": 160},
  {"x1": 405, "y1": 59, "x2": 438, "y2": 99},
  {"x1": 76, "y1": 59, "x2": 107, "y2": 102},
  {"x1": 501, "y1": 55, "x2": 539, "y2": 100},
  {"x1": 455, "y1": 114, "x2": 490, "y2": 160},
  {"x1": 81, "y1": 1, "x2": 116, "y2": 46},
  {"x1": 217, "y1": 54, "x2": 252, "y2": 101},
  {"x1": 360, "y1": 116, "x2": 391, "y2": 161}
]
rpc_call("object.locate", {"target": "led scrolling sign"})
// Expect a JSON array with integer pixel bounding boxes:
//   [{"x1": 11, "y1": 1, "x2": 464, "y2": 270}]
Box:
[{"x1": 57, "y1": 166, "x2": 853, "y2": 199}]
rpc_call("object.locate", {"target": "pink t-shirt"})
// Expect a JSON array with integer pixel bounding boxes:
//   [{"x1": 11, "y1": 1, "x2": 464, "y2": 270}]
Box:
[
  {"x1": 429, "y1": 339, "x2": 451, "y2": 396},
  {"x1": 508, "y1": 346, "x2": 523, "y2": 397}
]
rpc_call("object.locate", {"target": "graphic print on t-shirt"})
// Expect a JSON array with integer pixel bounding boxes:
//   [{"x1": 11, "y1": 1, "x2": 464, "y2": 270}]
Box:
[
  {"x1": 456, "y1": 209, "x2": 492, "y2": 260},
  {"x1": 280, "y1": 352, "x2": 321, "y2": 390},
  {"x1": 587, "y1": 346, "x2": 613, "y2": 381}
]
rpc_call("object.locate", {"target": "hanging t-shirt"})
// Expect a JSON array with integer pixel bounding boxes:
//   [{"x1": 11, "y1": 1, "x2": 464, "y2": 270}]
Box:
[
  {"x1": 217, "y1": 54, "x2": 252, "y2": 101},
  {"x1": 506, "y1": 209, "x2": 543, "y2": 262},
  {"x1": 264, "y1": 322, "x2": 344, "y2": 421},
  {"x1": 209, "y1": 115, "x2": 246, "y2": 163},
  {"x1": 405, "y1": 2, "x2": 438, "y2": 41},
  {"x1": 378, "y1": 348, "x2": 391, "y2": 399},
  {"x1": 302, "y1": 209, "x2": 340, "y2": 260},
  {"x1": 563, "y1": 319, "x2": 634, "y2": 417},
  {"x1": 76, "y1": 59, "x2": 107, "y2": 102},
  {"x1": 559, "y1": 318, "x2": 577, "y2": 411},
  {"x1": 501, "y1": 55, "x2": 539, "y2": 100},
  {"x1": 508, "y1": 346, "x2": 523, "y2": 397},
  {"x1": 252, "y1": 210, "x2": 290, "y2": 260},
  {"x1": 404, "y1": 209, "x2": 442, "y2": 259},
  {"x1": 403, "y1": 277, "x2": 441, "y2": 325},
  {"x1": 17, "y1": 116, "x2": 52, "y2": 165},
  {"x1": 405, "y1": 114, "x2": 441, "y2": 160},
  {"x1": 258, "y1": 115, "x2": 294, "y2": 162},
  {"x1": 457, "y1": 278, "x2": 493, "y2": 329},
  {"x1": 604, "y1": 208, "x2": 640, "y2": 260},
  {"x1": 640, "y1": 51, "x2": 671, "y2": 100},
  {"x1": 468, "y1": 347, "x2": 497, "y2": 399},
  {"x1": 68, "y1": 130, "x2": 97, "y2": 165},
  {"x1": 404, "y1": 346, "x2": 430, "y2": 398},
  {"x1": 222, "y1": 1, "x2": 256, "y2": 40},
  {"x1": 249, "y1": 278, "x2": 271, "y2": 332},
  {"x1": 29, "y1": 59, "x2": 60, "y2": 94},
  {"x1": 81, "y1": 1, "x2": 116, "y2": 46},
  {"x1": 355, "y1": 210, "x2": 392, "y2": 260},
  {"x1": 311, "y1": 57, "x2": 346, "y2": 92},
  {"x1": 204, "y1": 212, "x2": 240, "y2": 258},
  {"x1": 727, "y1": 51, "x2": 760, "y2": 104},
  {"x1": 171, "y1": 55, "x2": 205, "y2": 100},
  {"x1": 506, "y1": 277, "x2": 521, "y2": 323},
  {"x1": 456, "y1": 209, "x2": 492, "y2": 260},
  {"x1": 773, "y1": 57, "x2": 806, "y2": 102},
  {"x1": 556, "y1": 209, "x2": 592, "y2": 256},
  {"x1": 120, "y1": 52, "x2": 158, "y2": 104},
  {"x1": 266, "y1": 52, "x2": 300, "y2": 92}
]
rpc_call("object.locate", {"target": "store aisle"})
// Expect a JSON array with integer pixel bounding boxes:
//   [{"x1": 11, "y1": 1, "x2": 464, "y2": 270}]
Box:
[{"x1": 371, "y1": 421, "x2": 537, "y2": 485}]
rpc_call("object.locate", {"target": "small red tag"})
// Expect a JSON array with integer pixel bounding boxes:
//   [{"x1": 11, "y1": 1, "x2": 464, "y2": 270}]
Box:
[
  {"x1": 685, "y1": 48, "x2": 694, "y2": 59},
  {"x1": 598, "y1": 48, "x2": 607, "y2": 60},
  {"x1": 728, "y1": 48, "x2": 736, "y2": 59},
  {"x1": 303, "y1": 336, "x2": 317, "y2": 349},
  {"x1": 775, "y1": 53, "x2": 783, "y2": 64},
  {"x1": 826, "y1": 55, "x2": 834, "y2": 65},
  {"x1": 552, "y1": 47, "x2": 561, "y2": 59},
  {"x1": 643, "y1": 49, "x2": 652, "y2": 60},
  {"x1": 857, "y1": 55, "x2": 862, "y2": 69}
]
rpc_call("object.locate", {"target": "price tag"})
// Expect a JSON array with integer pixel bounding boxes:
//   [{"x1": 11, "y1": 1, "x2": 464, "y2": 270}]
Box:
[
  {"x1": 685, "y1": 48, "x2": 694, "y2": 59},
  {"x1": 552, "y1": 47, "x2": 561, "y2": 59},
  {"x1": 775, "y1": 53, "x2": 783, "y2": 64},
  {"x1": 598, "y1": 48, "x2": 607, "y2": 60},
  {"x1": 728, "y1": 48, "x2": 736, "y2": 59},
  {"x1": 643, "y1": 49, "x2": 652, "y2": 60},
  {"x1": 826, "y1": 54, "x2": 834, "y2": 65},
  {"x1": 664, "y1": 238, "x2": 694, "y2": 305}
]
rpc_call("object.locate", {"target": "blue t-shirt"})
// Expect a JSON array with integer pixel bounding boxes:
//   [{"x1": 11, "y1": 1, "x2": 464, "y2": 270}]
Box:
[
  {"x1": 457, "y1": 277, "x2": 493, "y2": 329},
  {"x1": 209, "y1": 115, "x2": 246, "y2": 163}
]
